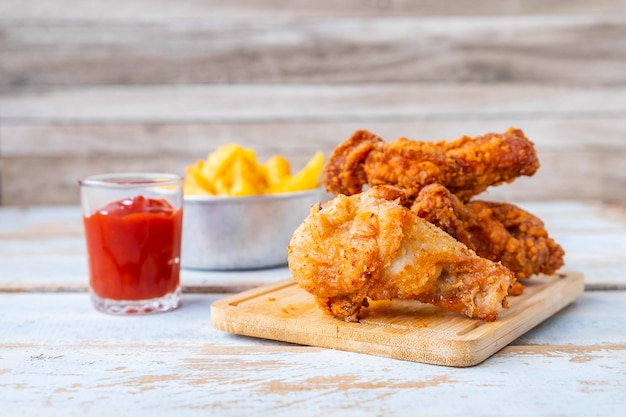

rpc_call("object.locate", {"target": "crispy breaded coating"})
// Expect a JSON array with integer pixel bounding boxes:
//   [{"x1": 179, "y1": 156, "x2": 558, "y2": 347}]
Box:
[
  {"x1": 322, "y1": 127, "x2": 540, "y2": 202},
  {"x1": 322, "y1": 130, "x2": 383, "y2": 196},
  {"x1": 288, "y1": 188, "x2": 515, "y2": 322},
  {"x1": 411, "y1": 184, "x2": 565, "y2": 279}
]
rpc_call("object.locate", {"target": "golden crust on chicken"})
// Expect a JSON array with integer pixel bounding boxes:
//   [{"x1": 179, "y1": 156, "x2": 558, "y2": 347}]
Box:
[
  {"x1": 411, "y1": 184, "x2": 565, "y2": 279},
  {"x1": 288, "y1": 188, "x2": 515, "y2": 322},
  {"x1": 322, "y1": 127, "x2": 540, "y2": 202}
]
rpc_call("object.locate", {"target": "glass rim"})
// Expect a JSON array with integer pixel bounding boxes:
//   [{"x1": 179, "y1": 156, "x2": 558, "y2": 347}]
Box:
[{"x1": 78, "y1": 172, "x2": 183, "y2": 188}]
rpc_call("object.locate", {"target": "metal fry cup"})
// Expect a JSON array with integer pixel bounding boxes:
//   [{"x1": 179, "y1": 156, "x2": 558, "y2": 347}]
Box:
[{"x1": 182, "y1": 187, "x2": 325, "y2": 270}]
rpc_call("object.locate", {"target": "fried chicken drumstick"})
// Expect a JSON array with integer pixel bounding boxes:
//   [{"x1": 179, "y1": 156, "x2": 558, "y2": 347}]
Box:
[
  {"x1": 411, "y1": 184, "x2": 565, "y2": 280},
  {"x1": 288, "y1": 187, "x2": 515, "y2": 322},
  {"x1": 322, "y1": 127, "x2": 539, "y2": 202}
]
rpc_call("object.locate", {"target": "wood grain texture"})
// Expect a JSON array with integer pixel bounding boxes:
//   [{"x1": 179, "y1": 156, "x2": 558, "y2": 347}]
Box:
[
  {"x1": 1, "y1": 3, "x2": 626, "y2": 413},
  {"x1": 3, "y1": 0, "x2": 626, "y2": 19},
  {"x1": 2, "y1": 85, "x2": 625, "y2": 204},
  {"x1": 2, "y1": 14, "x2": 626, "y2": 88},
  {"x1": 0, "y1": 291, "x2": 622, "y2": 347},
  {"x1": 4, "y1": 84, "x2": 625, "y2": 121},
  {"x1": 1, "y1": 202, "x2": 625, "y2": 290},
  {"x1": 0, "y1": 291, "x2": 623, "y2": 347},
  {"x1": 211, "y1": 273, "x2": 584, "y2": 366},
  {"x1": 0, "y1": 200, "x2": 624, "y2": 413},
  {"x1": 1, "y1": 2, "x2": 625, "y2": 205},
  {"x1": 4, "y1": 146, "x2": 625, "y2": 205},
  {"x1": 2, "y1": 343, "x2": 623, "y2": 416},
  {"x1": 1, "y1": 291, "x2": 624, "y2": 416}
]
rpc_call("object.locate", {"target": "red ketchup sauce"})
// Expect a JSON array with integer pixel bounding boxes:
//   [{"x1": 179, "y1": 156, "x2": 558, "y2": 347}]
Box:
[{"x1": 83, "y1": 196, "x2": 182, "y2": 300}]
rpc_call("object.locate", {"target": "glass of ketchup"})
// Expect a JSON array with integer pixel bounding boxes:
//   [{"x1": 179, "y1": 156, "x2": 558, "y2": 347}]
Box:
[{"x1": 79, "y1": 173, "x2": 183, "y2": 315}]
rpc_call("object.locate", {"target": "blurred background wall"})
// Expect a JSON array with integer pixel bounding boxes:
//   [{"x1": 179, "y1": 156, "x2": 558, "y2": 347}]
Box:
[{"x1": 1, "y1": 0, "x2": 625, "y2": 205}]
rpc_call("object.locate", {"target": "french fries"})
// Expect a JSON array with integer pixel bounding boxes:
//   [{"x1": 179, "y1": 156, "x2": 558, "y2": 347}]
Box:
[{"x1": 184, "y1": 144, "x2": 324, "y2": 196}]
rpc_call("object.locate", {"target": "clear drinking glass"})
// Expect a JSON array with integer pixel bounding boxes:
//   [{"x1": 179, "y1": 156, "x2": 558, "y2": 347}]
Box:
[{"x1": 79, "y1": 173, "x2": 183, "y2": 314}]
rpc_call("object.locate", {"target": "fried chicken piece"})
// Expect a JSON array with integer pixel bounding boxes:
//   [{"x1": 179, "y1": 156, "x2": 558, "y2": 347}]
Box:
[
  {"x1": 322, "y1": 130, "x2": 383, "y2": 196},
  {"x1": 322, "y1": 127, "x2": 539, "y2": 202},
  {"x1": 411, "y1": 184, "x2": 565, "y2": 280},
  {"x1": 288, "y1": 187, "x2": 515, "y2": 322}
]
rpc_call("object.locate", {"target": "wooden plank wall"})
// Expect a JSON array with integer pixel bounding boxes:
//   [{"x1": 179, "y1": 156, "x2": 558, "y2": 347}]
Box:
[{"x1": 1, "y1": 1, "x2": 625, "y2": 205}]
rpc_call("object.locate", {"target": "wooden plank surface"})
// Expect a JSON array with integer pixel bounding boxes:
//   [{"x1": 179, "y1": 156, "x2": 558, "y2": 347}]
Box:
[
  {"x1": 0, "y1": 291, "x2": 622, "y2": 347},
  {"x1": 1, "y1": 85, "x2": 626, "y2": 204},
  {"x1": 1, "y1": 291, "x2": 624, "y2": 416},
  {"x1": 1, "y1": 2, "x2": 626, "y2": 205},
  {"x1": 4, "y1": 84, "x2": 626, "y2": 121},
  {"x1": 3, "y1": 0, "x2": 626, "y2": 19},
  {"x1": 2, "y1": 14, "x2": 625, "y2": 88},
  {"x1": 211, "y1": 272, "x2": 584, "y2": 367},
  {"x1": 1, "y1": 2, "x2": 626, "y2": 414},
  {"x1": 1, "y1": 202, "x2": 625, "y2": 291},
  {"x1": 0, "y1": 200, "x2": 624, "y2": 414}
]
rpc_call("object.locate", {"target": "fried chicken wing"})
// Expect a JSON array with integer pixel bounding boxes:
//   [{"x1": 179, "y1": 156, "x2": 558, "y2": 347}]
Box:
[
  {"x1": 322, "y1": 130, "x2": 383, "y2": 196},
  {"x1": 288, "y1": 187, "x2": 515, "y2": 322},
  {"x1": 322, "y1": 127, "x2": 539, "y2": 202},
  {"x1": 411, "y1": 184, "x2": 565, "y2": 280}
]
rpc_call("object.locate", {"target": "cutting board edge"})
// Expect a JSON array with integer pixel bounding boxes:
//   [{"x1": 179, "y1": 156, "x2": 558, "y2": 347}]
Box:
[
  {"x1": 462, "y1": 271, "x2": 585, "y2": 363},
  {"x1": 210, "y1": 302, "x2": 480, "y2": 366},
  {"x1": 210, "y1": 271, "x2": 584, "y2": 367}
]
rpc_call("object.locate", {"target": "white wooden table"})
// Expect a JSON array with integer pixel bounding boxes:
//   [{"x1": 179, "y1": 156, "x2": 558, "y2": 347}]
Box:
[{"x1": 1, "y1": 201, "x2": 625, "y2": 416}]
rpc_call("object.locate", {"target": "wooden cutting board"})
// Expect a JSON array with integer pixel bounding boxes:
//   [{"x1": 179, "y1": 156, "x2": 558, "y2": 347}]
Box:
[{"x1": 211, "y1": 271, "x2": 583, "y2": 367}]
